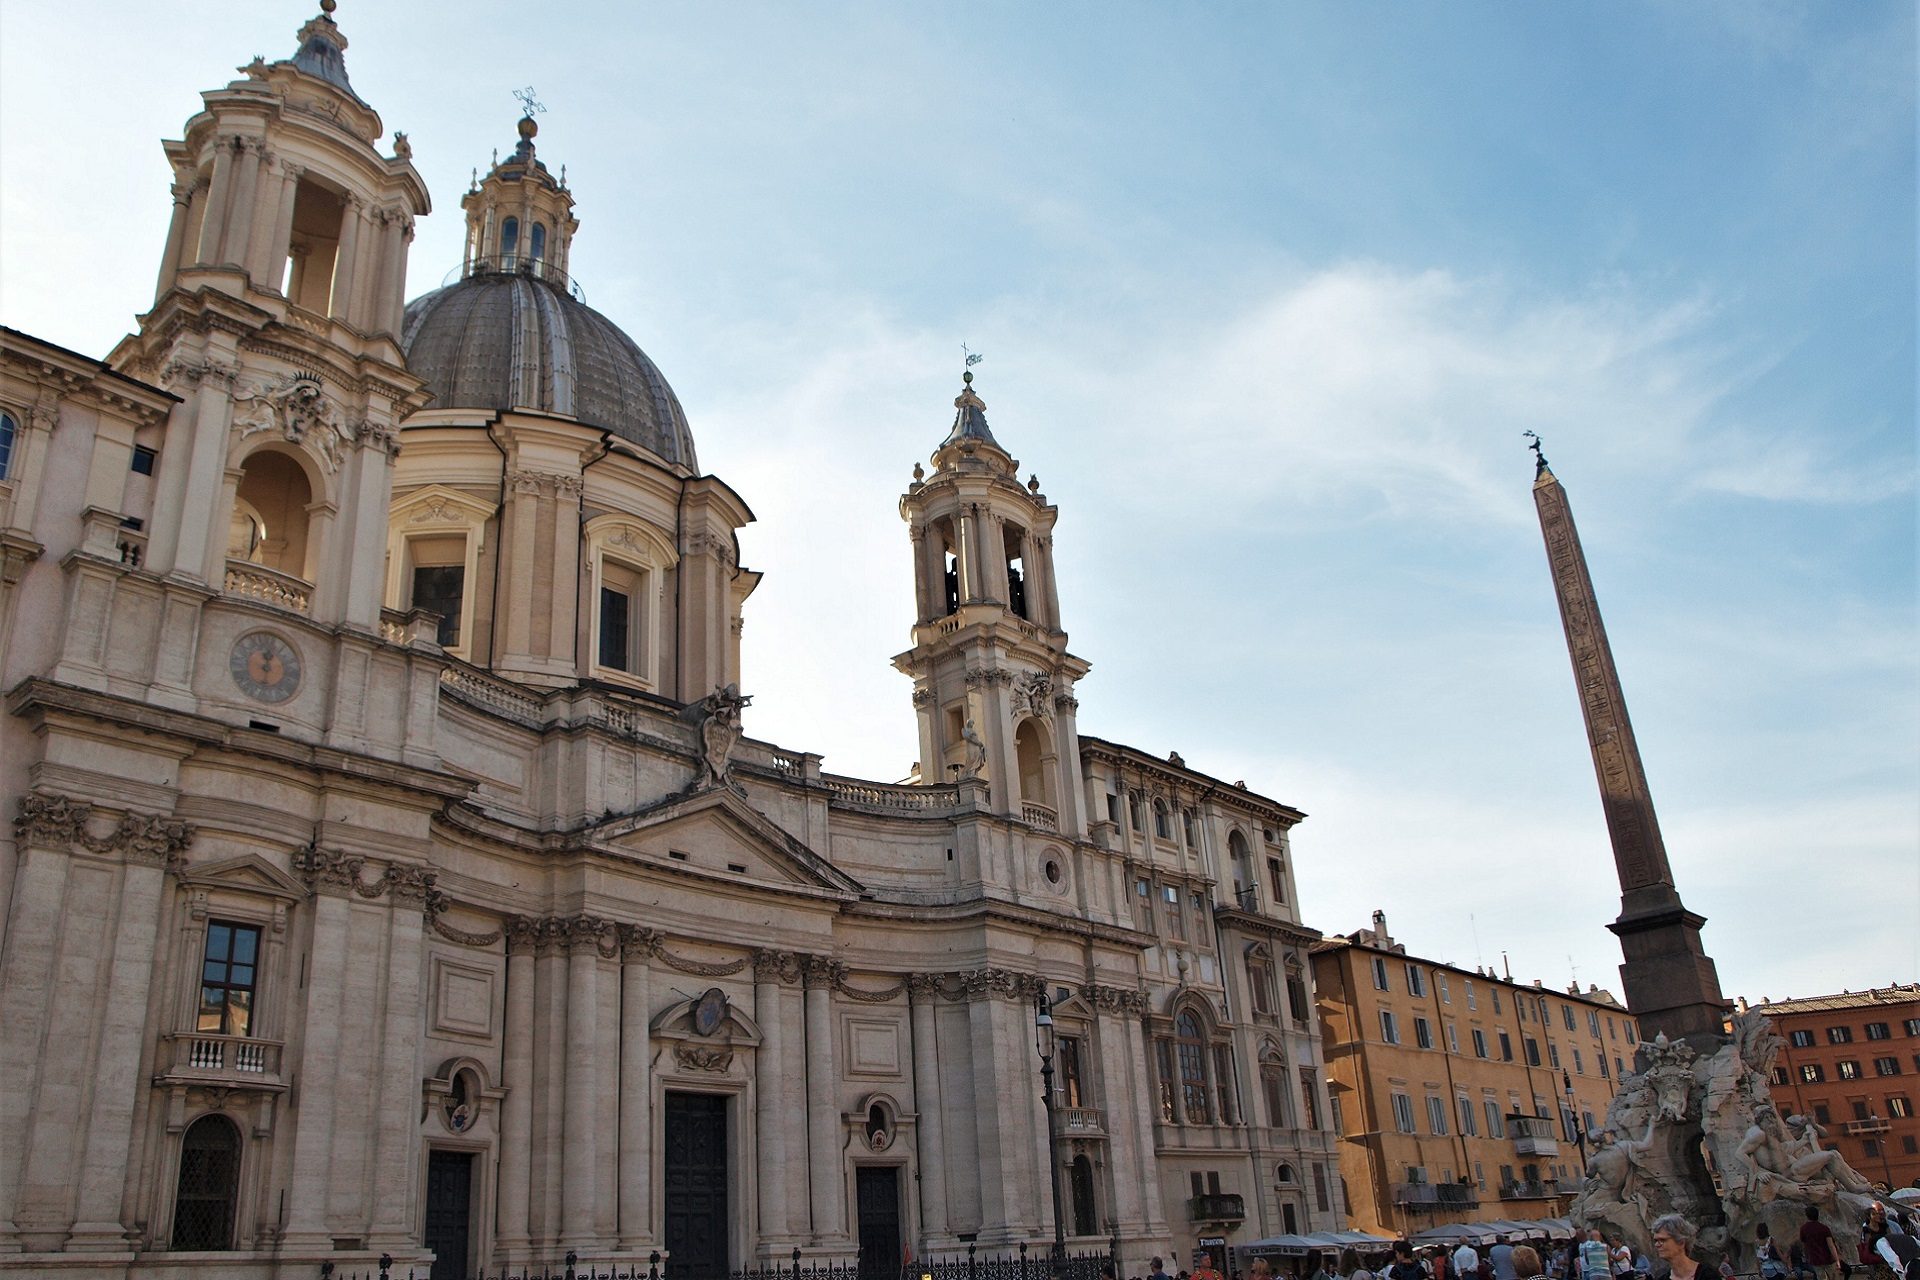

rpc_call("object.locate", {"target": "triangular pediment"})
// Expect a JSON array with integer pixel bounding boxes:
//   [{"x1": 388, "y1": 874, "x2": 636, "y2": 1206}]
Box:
[
  {"x1": 177, "y1": 852, "x2": 308, "y2": 901},
  {"x1": 585, "y1": 786, "x2": 863, "y2": 896}
]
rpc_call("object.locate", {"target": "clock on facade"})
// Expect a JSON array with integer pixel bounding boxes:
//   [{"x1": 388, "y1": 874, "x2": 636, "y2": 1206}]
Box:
[{"x1": 228, "y1": 631, "x2": 303, "y2": 703}]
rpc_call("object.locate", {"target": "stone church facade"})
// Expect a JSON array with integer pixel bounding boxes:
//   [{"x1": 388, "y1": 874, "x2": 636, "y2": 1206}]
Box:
[{"x1": 0, "y1": 8, "x2": 1342, "y2": 1278}]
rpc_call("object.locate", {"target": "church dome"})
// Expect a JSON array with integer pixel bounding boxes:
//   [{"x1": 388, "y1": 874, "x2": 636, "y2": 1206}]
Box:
[{"x1": 401, "y1": 270, "x2": 698, "y2": 470}]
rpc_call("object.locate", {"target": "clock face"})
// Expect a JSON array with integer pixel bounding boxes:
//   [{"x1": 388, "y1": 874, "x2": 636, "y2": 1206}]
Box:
[{"x1": 229, "y1": 631, "x2": 303, "y2": 704}]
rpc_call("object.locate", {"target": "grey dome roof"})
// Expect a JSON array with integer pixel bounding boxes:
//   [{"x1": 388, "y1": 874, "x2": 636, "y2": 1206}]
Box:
[{"x1": 401, "y1": 272, "x2": 697, "y2": 469}]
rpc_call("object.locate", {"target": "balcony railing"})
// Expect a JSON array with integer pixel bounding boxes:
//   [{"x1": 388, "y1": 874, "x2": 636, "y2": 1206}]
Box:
[
  {"x1": 157, "y1": 1032, "x2": 287, "y2": 1090},
  {"x1": 1507, "y1": 1113, "x2": 1561, "y2": 1156},
  {"x1": 1022, "y1": 801, "x2": 1059, "y2": 831},
  {"x1": 1188, "y1": 1193, "x2": 1246, "y2": 1223},
  {"x1": 1842, "y1": 1117, "x2": 1891, "y2": 1137},
  {"x1": 1057, "y1": 1106, "x2": 1107, "y2": 1136},
  {"x1": 225, "y1": 560, "x2": 312, "y2": 614},
  {"x1": 1394, "y1": 1181, "x2": 1479, "y2": 1208},
  {"x1": 1500, "y1": 1179, "x2": 1559, "y2": 1200}
]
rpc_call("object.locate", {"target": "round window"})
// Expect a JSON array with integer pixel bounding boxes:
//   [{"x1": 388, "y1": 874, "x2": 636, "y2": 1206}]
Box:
[{"x1": 1043, "y1": 859, "x2": 1062, "y2": 885}]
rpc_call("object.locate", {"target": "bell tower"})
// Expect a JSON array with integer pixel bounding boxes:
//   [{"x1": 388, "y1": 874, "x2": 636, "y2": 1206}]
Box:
[
  {"x1": 106, "y1": 0, "x2": 431, "y2": 632},
  {"x1": 895, "y1": 372, "x2": 1090, "y2": 836}
]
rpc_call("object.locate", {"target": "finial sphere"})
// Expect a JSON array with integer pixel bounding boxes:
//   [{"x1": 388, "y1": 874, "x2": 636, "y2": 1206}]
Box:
[
  {"x1": 319, "y1": 0, "x2": 337, "y2": 12},
  {"x1": 962, "y1": 370, "x2": 973, "y2": 385},
  {"x1": 518, "y1": 115, "x2": 538, "y2": 140}
]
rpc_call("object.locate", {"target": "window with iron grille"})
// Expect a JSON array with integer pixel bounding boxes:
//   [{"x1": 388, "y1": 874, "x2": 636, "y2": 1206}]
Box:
[{"x1": 171, "y1": 1114, "x2": 241, "y2": 1250}]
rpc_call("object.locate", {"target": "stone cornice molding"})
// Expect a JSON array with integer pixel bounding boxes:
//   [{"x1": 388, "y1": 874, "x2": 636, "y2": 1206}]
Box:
[
  {"x1": 294, "y1": 845, "x2": 440, "y2": 909},
  {"x1": 13, "y1": 791, "x2": 194, "y2": 870}
]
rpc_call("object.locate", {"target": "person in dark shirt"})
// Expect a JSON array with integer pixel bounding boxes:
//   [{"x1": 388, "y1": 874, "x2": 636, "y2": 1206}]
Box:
[
  {"x1": 1390, "y1": 1243, "x2": 1427, "y2": 1280},
  {"x1": 1798, "y1": 1205, "x2": 1838, "y2": 1280}
]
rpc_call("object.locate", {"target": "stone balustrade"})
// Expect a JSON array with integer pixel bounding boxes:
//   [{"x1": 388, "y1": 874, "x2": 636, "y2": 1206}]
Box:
[{"x1": 224, "y1": 558, "x2": 311, "y2": 614}]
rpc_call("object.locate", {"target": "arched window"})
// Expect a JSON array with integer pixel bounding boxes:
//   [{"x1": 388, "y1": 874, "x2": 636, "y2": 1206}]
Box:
[
  {"x1": 499, "y1": 216, "x2": 519, "y2": 263},
  {"x1": 228, "y1": 450, "x2": 315, "y2": 608},
  {"x1": 0, "y1": 410, "x2": 17, "y2": 479},
  {"x1": 1175, "y1": 1010, "x2": 1212, "y2": 1124},
  {"x1": 172, "y1": 1114, "x2": 241, "y2": 1250},
  {"x1": 1152, "y1": 799, "x2": 1170, "y2": 840},
  {"x1": 1015, "y1": 718, "x2": 1050, "y2": 808},
  {"x1": 529, "y1": 221, "x2": 547, "y2": 263},
  {"x1": 1227, "y1": 830, "x2": 1253, "y2": 906},
  {"x1": 1069, "y1": 1154, "x2": 1097, "y2": 1237}
]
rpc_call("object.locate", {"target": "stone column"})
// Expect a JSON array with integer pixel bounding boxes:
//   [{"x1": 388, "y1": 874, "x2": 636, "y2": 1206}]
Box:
[
  {"x1": 497, "y1": 920, "x2": 537, "y2": 1252},
  {"x1": 964, "y1": 981, "x2": 1013, "y2": 1240},
  {"x1": 194, "y1": 135, "x2": 237, "y2": 266},
  {"x1": 956, "y1": 506, "x2": 981, "y2": 603},
  {"x1": 979, "y1": 512, "x2": 1009, "y2": 604},
  {"x1": 1038, "y1": 533, "x2": 1062, "y2": 629},
  {"x1": 802, "y1": 956, "x2": 848, "y2": 1246},
  {"x1": 262, "y1": 162, "x2": 304, "y2": 294},
  {"x1": 329, "y1": 195, "x2": 363, "y2": 322},
  {"x1": 66, "y1": 821, "x2": 189, "y2": 1249},
  {"x1": 561, "y1": 918, "x2": 603, "y2": 1246},
  {"x1": 908, "y1": 523, "x2": 934, "y2": 622},
  {"x1": 754, "y1": 950, "x2": 793, "y2": 1247},
  {"x1": 381, "y1": 212, "x2": 410, "y2": 336},
  {"x1": 369, "y1": 868, "x2": 430, "y2": 1248},
  {"x1": 907, "y1": 975, "x2": 949, "y2": 1240},
  {"x1": 154, "y1": 180, "x2": 194, "y2": 302},
  {"x1": 283, "y1": 856, "x2": 355, "y2": 1247},
  {"x1": 222, "y1": 136, "x2": 262, "y2": 267},
  {"x1": 616, "y1": 927, "x2": 654, "y2": 1248}
]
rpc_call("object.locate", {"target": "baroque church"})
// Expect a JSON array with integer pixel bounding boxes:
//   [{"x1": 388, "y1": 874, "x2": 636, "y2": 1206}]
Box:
[{"x1": 0, "y1": 6, "x2": 1344, "y2": 1277}]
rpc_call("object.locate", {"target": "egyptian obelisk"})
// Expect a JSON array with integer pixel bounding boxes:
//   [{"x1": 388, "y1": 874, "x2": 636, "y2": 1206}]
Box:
[{"x1": 1529, "y1": 437, "x2": 1726, "y2": 1046}]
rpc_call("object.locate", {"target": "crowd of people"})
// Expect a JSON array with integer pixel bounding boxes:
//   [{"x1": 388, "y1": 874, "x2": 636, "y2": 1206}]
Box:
[{"x1": 1221, "y1": 1200, "x2": 1920, "y2": 1280}]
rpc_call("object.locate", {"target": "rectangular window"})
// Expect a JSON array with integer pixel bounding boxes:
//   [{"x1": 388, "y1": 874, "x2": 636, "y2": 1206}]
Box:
[
  {"x1": 1381, "y1": 1010, "x2": 1400, "y2": 1045},
  {"x1": 1573, "y1": 1048, "x2": 1584, "y2": 1075},
  {"x1": 1588, "y1": 1009, "x2": 1602, "y2": 1037},
  {"x1": 1059, "y1": 1036, "x2": 1085, "y2": 1107},
  {"x1": 1499, "y1": 1031, "x2": 1514, "y2": 1061},
  {"x1": 1214, "y1": 1045, "x2": 1237, "y2": 1124},
  {"x1": 198, "y1": 921, "x2": 262, "y2": 1037},
  {"x1": 1813, "y1": 1103, "x2": 1831, "y2": 1125},
  {"x1": 1190, "y1": 891, "x2": 1210, "y2": 946},
  {"x1": 1562, "y1": 1003, "x2": 1576, "y2": 1031},
  {"x1": 1800, "y1": 1063, "x2": 1825, "y2": 1083},
  {"x1": 1905, "y1": 1019, "x2": 1920, "y2": 1036},
  {"x1": 1525, "y1": 1037, "x2": 1542, "y2": 1067},
  {"x1": 1866, "y1": 1022, "x2": 1891, "y2": 1040},
  {"x1": 598, "y1": 584, "x2": 632, "y2": 670},
  {"x1": 1548, "y1": 1041, "x2": 1561, "y2": 1069},
  {"x1": 1265, "y1": 1072, "x2": 1289, "y2": 1127},
  {"x1": 1791, "y1": 1029, "x2": 1816, "y2": 1048},
  {"x1": 131, "y1": 445, "x2": 158, "y2": 475},
  {"x1": 1371, "y1": 957, "x2": 1390, "y2": 991},
  {"x1": 1134, "y1": 878, "x2": 1153, "y2": 929},
  {"x1": 1329, "y1": 1094, "x2": 1343, "y2": 1135},
  {"x1": 1415, "y1": 1017, "x2": 1433, "y2": 1049},
  {"x1": 1491, "y1": 987, "x2": 1502, "y2": 1014},
  {"x1": 1106, "y1": 792, "x2": 1121, "y2": 825},
  {"x1": 1426, "y1": 1095, "x2": 1449, "y2": 1135},
  {"x1": 1248, "y1": 960, "x2": 1273, "y2": 1016},
  {"x1": 1485, "y1": 1098, "x2": 1504, "y2": 1138},
  {"x1": 1267, "y1": 857, "x2": 1287, "y2": 903},
  {"x1": 1391, "y1": 1092, "x2": 1416, "y2": 1133},
  {"x1": 1466, "y1": 980, "x2": 1477, "y2": 1010},
  {"x1": 1599, "y1": 1054, "x2": 1610, "y2": 1079},
  {"x1": 1312, "y1": 1162, "x2": 1331, "y2": 1213},
  {"x1": 1155, "y1": 1038, "x2": 1177, "y2": 1123},
  {"x1": 1458, "y1": 1094, "x2": 1478, "y2": 1136},
  {"x1": 1438, "y1": 973, "x2": 1450, "y2": 1003},
  {"x1": 1406, "y1": 964, "x2": 1426, "y2": 997},
  {"x1": 412, "y1": 564, "x2": 466, "y2": 647},
  {"x1": 1162, "y1": 884, "x2": 1185, "y2": 941},
  {"x1": 1299, "y1": 1069, "x2": 1320, "y2": 1130},
  {"x1": 1287, "y1": 972, "x2": 1311, "y2": 1024},
  {"x1": 1472, "y1": 1028, "x2": 1488, "y2": 1058},
  {"x1": 1447, "y1": 1022, "x2": 1460, "y2": 1053},
  {"x1": 1837, "y1": 1060, "x2": 1861, "y2": 1081},
  {"x1": 1474, "y1": 1161, "x2": 1486, "y2": 1191},
  {"x1": 1888, "y1": 1096, "x2": 1913, "y2": 1119},
  {"x1": 1874, "y1": 1057, "x2": 1902, "y2": 1077},
  {"x1": 1829, "y1": 1026, "x2": 1854, "y2": 1044}
]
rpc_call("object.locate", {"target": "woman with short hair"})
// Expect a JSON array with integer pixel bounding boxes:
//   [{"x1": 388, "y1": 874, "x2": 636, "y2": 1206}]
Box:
[{"x1": 1651, "y1": 1215, "x2": 1702, "y2": 1280}]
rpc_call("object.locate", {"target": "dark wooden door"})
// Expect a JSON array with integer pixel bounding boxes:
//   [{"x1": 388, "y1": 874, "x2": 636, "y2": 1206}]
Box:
[
  {"x1": 664, "y1": 1093, "x2": 729, "y2": 1279},
  {"x1": 856, "y1": 1166, "x2": 902, "y2": 1280},
  {"x1": 424, "y1": 1150, "x2": 473, "y2": 1280}
]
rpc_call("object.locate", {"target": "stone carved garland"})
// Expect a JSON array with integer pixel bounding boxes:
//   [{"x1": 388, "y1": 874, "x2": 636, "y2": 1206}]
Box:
[
  {"x1": 1572, "y1": 1011, "x2": 1876, "y2": 1270},
  {"x1": 14, "y1": 792, "x2": 195, "y2": 869}
]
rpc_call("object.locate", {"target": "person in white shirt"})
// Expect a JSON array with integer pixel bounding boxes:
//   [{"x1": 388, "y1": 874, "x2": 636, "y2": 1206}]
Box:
[{"x1": 1454, "y1": 1242, "x2": 1481, "y2": 1280}]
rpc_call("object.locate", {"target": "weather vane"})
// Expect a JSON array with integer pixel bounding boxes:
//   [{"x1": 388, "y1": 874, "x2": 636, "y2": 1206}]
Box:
[
  {"x1": 962, "y1": 343, "x2": 983, "y2": 371},
  {"x1": 513, "y1": 86, "x2": 547, "y2": 120},
  {"x1": 1522, "y1": 429, "x2": 1549, "y2": 473}
]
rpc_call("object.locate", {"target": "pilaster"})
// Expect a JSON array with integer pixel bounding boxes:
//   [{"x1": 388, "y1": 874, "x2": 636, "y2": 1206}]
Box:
[
  {"x1": 802, "y1": 955, "x2": 851, "y2": 1249},
  {"x1": 617, "y1": 927, "x2": 656, "y2": 1249},
  {"x1": 496, "y1": 919, "x2": 537, "y2": 1252}
]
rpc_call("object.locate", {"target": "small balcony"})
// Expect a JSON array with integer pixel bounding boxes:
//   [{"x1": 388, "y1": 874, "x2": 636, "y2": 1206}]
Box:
[
  {"x1": 1507, "y1": 1113, "x2": 1560, "y2": 1157},
  {"x1": 1188, "y1": 1193, "x2": 1246, "y2": 1223},
  {"x1": 225, "y1": 560, "x2": 312, "y2": 615},
  {"x1": 1022, "y1": 801, "x2": 1058, "y2": 831},
  {"x1": 155, "y1": 1032, "x2": 288, "y2": 1092},
  {"x1": 1394, "y1": 1181, "x2": 1479, "y2": 1208},
  {"x1": 1500, "y1": 1179, "x2": 1559, "y2": 1201},
  {"x1": 1842, "y1": 1117, "x2": 1890, "y2": 1137},
  {"x1": 1057, "y1": 1106, "x2": 1107, "y2": 1137}
]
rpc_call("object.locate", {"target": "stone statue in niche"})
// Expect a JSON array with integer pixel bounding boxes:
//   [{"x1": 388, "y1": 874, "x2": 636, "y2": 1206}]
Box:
[
  {"x1": 1572, "y1": 1011, "x2": 1875, "y2": 1273},
  {"x1": 695, "y1": 683, "x2": 751, "y2": 787},
  {"x1": 960, "y1": 718, "x2": 987, "y2": 779}
]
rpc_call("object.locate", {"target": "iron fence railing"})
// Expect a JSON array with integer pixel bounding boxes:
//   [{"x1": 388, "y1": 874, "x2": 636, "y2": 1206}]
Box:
[{"x1": 315, "y1": 1244, "x2": 1119, "y2": 1280}]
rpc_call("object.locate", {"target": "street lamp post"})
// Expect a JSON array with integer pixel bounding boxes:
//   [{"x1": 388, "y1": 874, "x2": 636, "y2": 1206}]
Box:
[
  {"x1": 1562, "y1": 1069, "x2": 1589, "y2": 1178},
  {"x1": 1867, "y1": 1114, "x2": 1894, "y2": 1190},
  {"x1": 1036, "y1": 992, "x2": 1068, "y2": 1271}
]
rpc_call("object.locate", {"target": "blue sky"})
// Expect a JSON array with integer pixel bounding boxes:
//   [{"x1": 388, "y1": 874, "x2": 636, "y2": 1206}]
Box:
[{"x1": 3, "y1": 2, "x2": 1913, "y2": 1002}]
